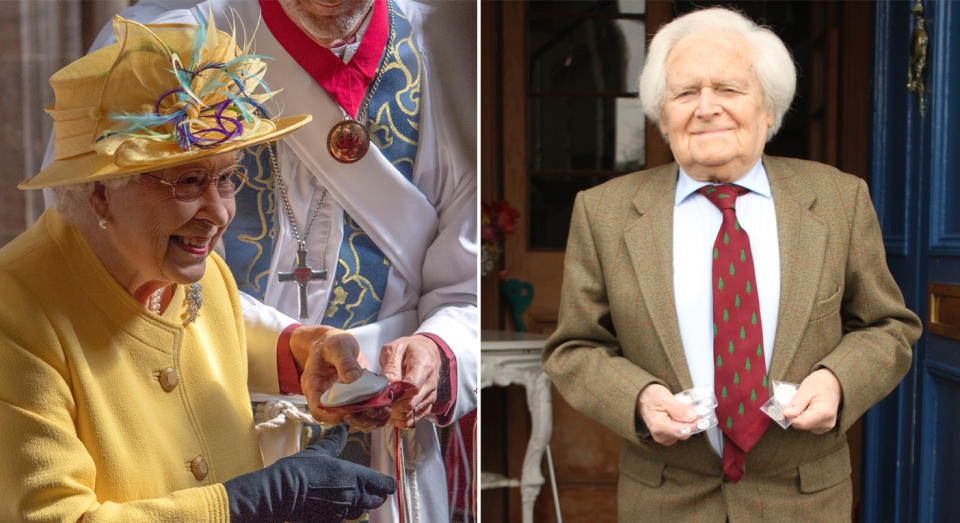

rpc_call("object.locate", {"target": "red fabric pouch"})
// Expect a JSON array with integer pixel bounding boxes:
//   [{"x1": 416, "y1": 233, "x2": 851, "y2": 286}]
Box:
[{"x1": 318, "y1": 381, "x2": 418, "y2": 414}]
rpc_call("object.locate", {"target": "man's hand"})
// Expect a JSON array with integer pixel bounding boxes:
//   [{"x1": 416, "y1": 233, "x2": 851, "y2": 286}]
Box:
[
  {"x1": 782, "y1": 368, "x2": 843, "y2": 434},
  {"x1": 290, "y1": 325, "x2": 369, "y2": 425},
  {"x1": 380, "y1": 335, "x2": 442, "y2": 429},
  {"x1": 636, "y1": 383, "x2": 699, "y2": 445}
]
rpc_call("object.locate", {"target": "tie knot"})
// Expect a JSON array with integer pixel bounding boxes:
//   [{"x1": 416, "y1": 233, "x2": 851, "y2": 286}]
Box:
[{"x1": 698, "y1": 185, "x2": 748, "y2": 212}]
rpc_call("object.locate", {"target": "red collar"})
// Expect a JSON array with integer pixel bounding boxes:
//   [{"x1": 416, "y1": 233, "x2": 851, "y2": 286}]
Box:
[{"x1": 259, "y1": 0, "x2": 388, "y2": 117}]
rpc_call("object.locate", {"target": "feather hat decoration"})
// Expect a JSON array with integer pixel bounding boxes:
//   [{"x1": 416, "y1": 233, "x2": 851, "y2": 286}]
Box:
[{"x1": 20, "y1": 13, "x2": 311, "y2": 190}]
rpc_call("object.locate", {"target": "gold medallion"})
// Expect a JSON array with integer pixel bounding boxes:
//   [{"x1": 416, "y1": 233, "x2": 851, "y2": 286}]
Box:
[{"x1": 327, "y1": 118, "x2": 370, "y2": 163}]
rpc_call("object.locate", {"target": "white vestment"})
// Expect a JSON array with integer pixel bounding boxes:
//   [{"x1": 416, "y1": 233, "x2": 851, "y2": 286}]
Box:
[{"x1": 76, "y1": 1, "x2": 479, "y2": 521}]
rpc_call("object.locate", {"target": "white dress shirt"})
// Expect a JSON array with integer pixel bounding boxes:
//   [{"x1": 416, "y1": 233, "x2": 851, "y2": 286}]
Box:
[{"x1": 673, "y1": 160, "x2": 780, "y2": 456}]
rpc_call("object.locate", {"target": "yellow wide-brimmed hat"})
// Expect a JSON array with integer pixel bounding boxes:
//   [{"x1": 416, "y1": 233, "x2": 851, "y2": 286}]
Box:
[{"x1": 20, "y1": 14, "x2": 312, "y2": 190}]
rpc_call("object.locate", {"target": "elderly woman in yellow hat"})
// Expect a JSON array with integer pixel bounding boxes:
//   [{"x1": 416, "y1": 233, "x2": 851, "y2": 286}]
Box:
[{"x1": 0, "y1": 15, "x2": 395, "y2": 523}]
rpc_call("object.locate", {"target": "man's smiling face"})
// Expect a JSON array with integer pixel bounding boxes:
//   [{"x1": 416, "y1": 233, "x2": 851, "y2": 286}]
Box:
[{"x1": 659, "y1": 30, "x2": 773, "y2": 183}]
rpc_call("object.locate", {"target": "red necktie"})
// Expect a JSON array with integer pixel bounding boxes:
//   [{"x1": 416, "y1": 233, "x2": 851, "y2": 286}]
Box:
[{"x1": 698, "y1": 185, "x2": 771, "y2": 482}]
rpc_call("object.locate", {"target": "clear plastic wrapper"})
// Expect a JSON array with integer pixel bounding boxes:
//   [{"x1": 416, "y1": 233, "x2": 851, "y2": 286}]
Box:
[
  {"x1": 759, "y1": 379, "x2": 799, "y2": 429},
  {"x1": 674, "y1": 387, "x2": 718, "y2": 436}
]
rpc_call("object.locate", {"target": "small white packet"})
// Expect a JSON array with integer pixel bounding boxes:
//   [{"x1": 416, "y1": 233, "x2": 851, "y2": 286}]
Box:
[
  {"x1": 674, "y1": 387, "x2": 718, "y2": 436},
  {"x1": 760, "y1": 379, "x2": 799, "y2": 429}
]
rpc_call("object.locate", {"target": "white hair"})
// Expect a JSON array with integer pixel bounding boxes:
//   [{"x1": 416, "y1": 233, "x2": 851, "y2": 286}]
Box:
[
  {"x1": 638, "y1": 7, "x2": 797, "y2": 141},
  {"x1": 52, "y1": 175, "x2": 137, "y2": 225}
]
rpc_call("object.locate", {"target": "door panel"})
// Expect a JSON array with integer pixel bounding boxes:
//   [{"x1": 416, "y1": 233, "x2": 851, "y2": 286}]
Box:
[{"x1": 868, "y1": 1, "x2": 960, "y2": 521}]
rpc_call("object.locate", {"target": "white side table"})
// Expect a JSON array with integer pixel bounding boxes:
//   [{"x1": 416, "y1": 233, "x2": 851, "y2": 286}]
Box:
[{"x1": 480, "y1": 330, "x2": 561, "y2": 523}]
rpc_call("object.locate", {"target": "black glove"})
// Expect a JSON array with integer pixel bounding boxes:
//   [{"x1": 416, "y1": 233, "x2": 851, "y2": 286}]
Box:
[{"x1": 224, "y1": 423, "x2": 396, "y2": 522}]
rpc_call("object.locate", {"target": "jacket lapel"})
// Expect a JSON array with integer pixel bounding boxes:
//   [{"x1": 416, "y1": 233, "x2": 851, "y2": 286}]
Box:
[
  {"x1": 764, "y1": 156, "x2": 828, "y2": 379},
  {"x1": 623, "y1": 164, "x2": 694, "y2": 390}
]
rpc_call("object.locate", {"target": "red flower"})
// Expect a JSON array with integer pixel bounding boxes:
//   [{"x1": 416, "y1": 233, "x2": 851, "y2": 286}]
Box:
[
  {"x1": 482, "y1": 200, "x2": 520, "y2": 242},
  {"x1": 480, "y1": 200, "x2": 519, "y2": 277}
]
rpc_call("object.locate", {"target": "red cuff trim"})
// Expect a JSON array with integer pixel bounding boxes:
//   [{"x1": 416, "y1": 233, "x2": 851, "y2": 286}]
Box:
[
  {"x1": 417, "y1": 332, "x2": 457, "y2": 424},
  {"x1": 277, "y1": 323, "x2": 304, "y2": 395}
]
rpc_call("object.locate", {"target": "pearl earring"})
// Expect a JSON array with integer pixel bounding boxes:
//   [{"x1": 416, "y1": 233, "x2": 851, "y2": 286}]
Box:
[{"x1": 98, "y1": 218, "x2": 108, "y2": 229}]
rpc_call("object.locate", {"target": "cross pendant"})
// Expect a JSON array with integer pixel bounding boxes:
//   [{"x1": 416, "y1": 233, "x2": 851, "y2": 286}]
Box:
[{"x1": 278, "y1": 243, "x2": 327, "y2": 319}]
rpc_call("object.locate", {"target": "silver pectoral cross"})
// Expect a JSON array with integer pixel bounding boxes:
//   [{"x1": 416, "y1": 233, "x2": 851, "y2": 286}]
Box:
[{"x1": 278, "y1": 243, "x2": 327, "y2": 319}]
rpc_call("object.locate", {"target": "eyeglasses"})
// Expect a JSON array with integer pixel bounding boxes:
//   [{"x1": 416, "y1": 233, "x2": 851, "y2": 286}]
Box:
[{"x1": 142, "y1": 164, "x2": 248, "y2": 202}]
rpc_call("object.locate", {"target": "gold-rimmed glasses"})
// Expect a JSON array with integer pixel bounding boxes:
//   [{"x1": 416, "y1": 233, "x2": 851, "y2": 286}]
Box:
[{"x1": 142, "y1": 164, "x2": 247, "y2": 202}]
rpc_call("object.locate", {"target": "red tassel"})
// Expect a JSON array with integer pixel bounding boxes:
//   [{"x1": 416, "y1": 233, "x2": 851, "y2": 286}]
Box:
[{"x1": 395, "y1": 426, "x2": 405, "y2": 522}]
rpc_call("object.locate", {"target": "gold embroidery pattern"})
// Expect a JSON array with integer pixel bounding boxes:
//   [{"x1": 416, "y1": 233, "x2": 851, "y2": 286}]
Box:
[
  {"x1": 367, "y1": 8, "x2": 420, "y2": 178},
  {"x1": 324, "y1": 217, "x2": 391, "y2": 329},
  {"x1": 226, "y1": 144, "x2": 275, "y2": 297}
]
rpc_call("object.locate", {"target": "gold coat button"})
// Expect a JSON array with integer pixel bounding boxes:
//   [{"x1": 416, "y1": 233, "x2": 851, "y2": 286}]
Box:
[
  {"x1": 159, "y1": 366, "x2": 179, "y2": 392},
  {"x1": 190, "y1": 455, "x2": 209, "y2": 481}
]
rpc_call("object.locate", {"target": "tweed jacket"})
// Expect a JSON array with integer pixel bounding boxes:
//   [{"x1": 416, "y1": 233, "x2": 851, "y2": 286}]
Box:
[
  {"x1": 542, "y1": 156, "x2": 922, "y2": 521},
  {"x1": 0, "y1": 209, "x2": 274, "y2": 522}
]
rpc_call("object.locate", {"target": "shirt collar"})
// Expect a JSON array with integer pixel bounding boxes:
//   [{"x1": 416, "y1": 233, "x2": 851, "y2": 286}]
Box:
[{"x1": 675, "y1": 159, "x2": 772, "y2": 206}]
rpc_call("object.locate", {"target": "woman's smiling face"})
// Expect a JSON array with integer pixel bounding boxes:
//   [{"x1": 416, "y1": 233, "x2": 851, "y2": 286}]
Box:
[{"x1": 96, "y1": 152, "x2": 238, "y2": 292}]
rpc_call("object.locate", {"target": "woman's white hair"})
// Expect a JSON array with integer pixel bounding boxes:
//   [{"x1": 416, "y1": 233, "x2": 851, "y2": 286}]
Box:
[
  {"x1": 639, "y1": 7, "x2": 797, "y2": 141},
  {"x1": 51, "y1": 175, "x2": 137, "y2": 225}
]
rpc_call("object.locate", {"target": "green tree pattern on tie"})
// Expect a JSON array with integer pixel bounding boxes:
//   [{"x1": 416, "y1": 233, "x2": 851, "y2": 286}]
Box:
[{"x1": 697, "y1": 184, "x2": 771, "y2": 483}]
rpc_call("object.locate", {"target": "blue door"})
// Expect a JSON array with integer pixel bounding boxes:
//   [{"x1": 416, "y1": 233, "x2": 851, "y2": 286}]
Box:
[{"x1": 864, "y1": 1, "x2": 960, "y2": 521}]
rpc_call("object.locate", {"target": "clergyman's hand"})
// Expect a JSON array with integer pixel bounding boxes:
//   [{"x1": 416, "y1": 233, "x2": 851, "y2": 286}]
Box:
[
  {"x1": 636, "y1": 383, "x2": 699, "y2": 446},
  {"x1": 782, "y1": 368, "x2": 842, "y2": 434},
  {"x1": 380, "y1": 335, "x2": 441, "y2": 429},
  {"x1": 289, "y1": 325, "x2": 370, "y2": 425}
]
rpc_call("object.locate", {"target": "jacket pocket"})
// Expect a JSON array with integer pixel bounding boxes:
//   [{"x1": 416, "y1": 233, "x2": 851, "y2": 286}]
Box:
[
  {"x1": 812, "y1": 283, "x2": 843, "y2": 319},
  {"x1": 798, "y1": 444, "x2": 851, "y2": 493},
  {"x1": 619, "y1": 444, "x2": 665, "y2": 487}
]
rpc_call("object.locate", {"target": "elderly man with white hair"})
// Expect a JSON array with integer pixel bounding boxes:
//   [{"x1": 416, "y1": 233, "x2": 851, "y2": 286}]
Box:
[{"x1": 543, "y1": 7, "x2": 921, "y2": 521}]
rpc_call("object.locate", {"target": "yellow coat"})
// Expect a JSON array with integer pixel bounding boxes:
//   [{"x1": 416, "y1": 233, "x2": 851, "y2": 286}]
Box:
[{"x1": 0, "y1": 209, "x2": 276, "y2": 521}]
